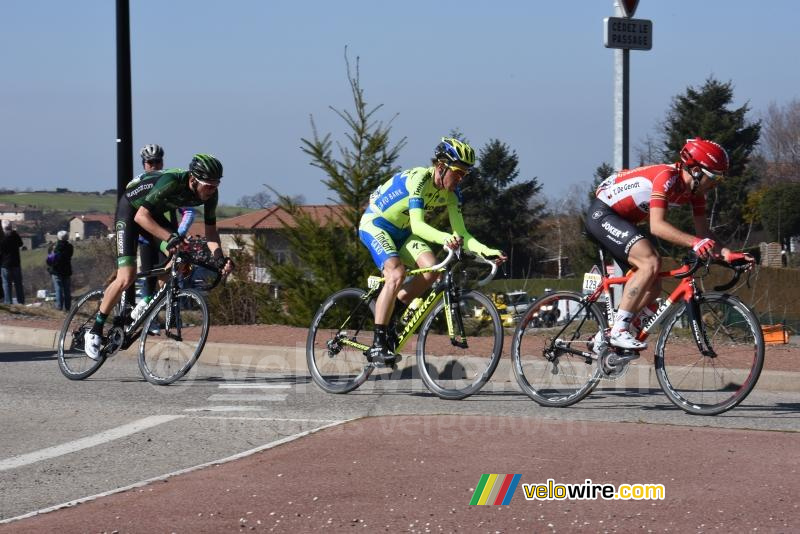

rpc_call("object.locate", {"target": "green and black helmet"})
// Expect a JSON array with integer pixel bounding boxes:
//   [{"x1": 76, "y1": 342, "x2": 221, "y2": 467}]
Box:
[
  {"x1": 189, "y1": 154, "x2": 223, "y2": 184},
  {"x1": 434, "y1": 137, "x2": 476, "y2": 168}
]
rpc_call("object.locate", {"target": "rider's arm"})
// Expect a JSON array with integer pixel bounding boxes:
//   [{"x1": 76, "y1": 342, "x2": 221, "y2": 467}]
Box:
[
  {"x1": 408, "y1": 207, "x2": 452, "y2": 245},
  {"x1": 649, "y1": 206, "x2": 697, "y2": 248},
  {"x1": 692, "y1": 212, "x2": 731, "y2": 258},
  {"x1": 134, "y1": 206, "x2": 173, "y2": 244},
  {"x1": 446, "y1": 197, "x2": 502, "y2": 257},
  {"x1": 177, "y1": 207, "x2": 196, "y2": 236}
]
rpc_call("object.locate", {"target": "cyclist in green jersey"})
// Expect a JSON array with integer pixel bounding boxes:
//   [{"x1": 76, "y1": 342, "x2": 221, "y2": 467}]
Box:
[
  {"x1": 358, "y1": 137, "x2": 507, "y2": 364},
  {"x1": 85, "y1": 154, "x2": 233, "y2": 360}
]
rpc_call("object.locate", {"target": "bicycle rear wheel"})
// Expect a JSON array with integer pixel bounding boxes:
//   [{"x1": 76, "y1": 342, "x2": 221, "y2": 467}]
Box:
[
  {"x1": 57, "y1": 289, "x2": 107, "y2": 380},
  {"x1": 655, "y1": 292, "x2": 764, "y2": 415},
  {"x1": 416, "y1": 290, "x2": 503, "y2": 400},
  {"x1": 511, "y1": 291, "x2": 605, "y2": 407},
  {"x1": 138, "y1": 288, "x2": 209, "y2": 385},
  {"x1": 307, "y1": 288, "x2": 375, "y2": 393}
]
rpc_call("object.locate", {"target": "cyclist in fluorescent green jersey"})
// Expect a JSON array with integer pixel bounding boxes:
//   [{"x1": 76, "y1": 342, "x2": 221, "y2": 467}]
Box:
[
  {"x1": 359, "y1": 137, "x2": 507, "y2": 365},
  {"x1": 84, "y1": 154, "x2": 233, "y2": 361}
]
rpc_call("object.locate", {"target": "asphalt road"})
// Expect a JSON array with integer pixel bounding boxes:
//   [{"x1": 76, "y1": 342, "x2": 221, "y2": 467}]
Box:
[{"x1": 1, "y1": 341, "x2": 799, "y2": 526}]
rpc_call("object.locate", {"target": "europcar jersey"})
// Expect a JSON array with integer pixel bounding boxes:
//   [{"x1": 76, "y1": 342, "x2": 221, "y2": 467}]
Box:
[
  {"x1": 365, "y1": 166, "x2": 496, "y2": 257},
  {"x1": 595, "y1": 164, "x2": 705, "y2": 224},
  {"x1": 124, "y1": 169, "x2": 218, "y2": 225}
]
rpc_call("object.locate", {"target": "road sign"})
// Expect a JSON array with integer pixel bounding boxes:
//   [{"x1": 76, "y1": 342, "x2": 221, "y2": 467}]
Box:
[
  {"x1": 604, "y1": 17, "x2": 652, "y2": 50},
  {"x1": 618, "y1": 0, "x2": 639, "y2": 18}
]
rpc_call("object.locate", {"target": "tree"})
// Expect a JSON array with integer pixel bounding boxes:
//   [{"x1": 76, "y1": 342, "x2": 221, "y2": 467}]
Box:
[
  {"x1": 660, "y1": 77, "x2": 761, "y2": 246},
  {"x1": 759, "y1": 182, "x2": 800, "y2": 245},
  {"x1": 237, "y1": 190, "x2": 275, "y2": 209},
  {"x1": 761, "y1": 99, "x2": 800, "y2": 184},
  {"x1": 459, "y1": 139, "x2": 545, "y2": 278},
  {"x1": 253, "y1": 50, "x2": 406, "y2": 325}
]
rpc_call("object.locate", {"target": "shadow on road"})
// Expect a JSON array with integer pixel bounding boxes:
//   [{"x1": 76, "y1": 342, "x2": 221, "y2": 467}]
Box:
[{"x1": 0, "y1": 350, "x2": 56, "y2": 362}]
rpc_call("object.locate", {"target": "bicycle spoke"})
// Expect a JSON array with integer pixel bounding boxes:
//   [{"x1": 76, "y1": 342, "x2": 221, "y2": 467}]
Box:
[
  {"x1": 307, "y1": 289, "x2": 374, "y2": 393},
  {"x1": 511, "y1": 292, "x2": 604, "y2": 407},
  {"x1": 139, "y1": 289, "x2": 209, "y2": 385},
  {"x1": 656, "y1": 293, "x2": 764, "y2": 415},
  {"x1": 417, "y1": 291, "x2": 503, "y2": 400},
  {"x1": 57, "y1": 289, "x2": 106, "y2": 380}
]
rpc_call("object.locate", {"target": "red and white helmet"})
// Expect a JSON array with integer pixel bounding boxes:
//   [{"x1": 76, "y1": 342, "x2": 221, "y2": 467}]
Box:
[{"x1": 680, "y1": 137, "x2": 729, "y2": 179}]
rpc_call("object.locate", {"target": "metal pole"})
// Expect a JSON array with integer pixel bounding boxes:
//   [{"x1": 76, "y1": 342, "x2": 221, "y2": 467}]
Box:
[
  {"x1": 116, "y1": 0, "x2": 133, "y2": 199},
  {"x1": 611, "y1": 1, "x2": 628, "y2": 299}
]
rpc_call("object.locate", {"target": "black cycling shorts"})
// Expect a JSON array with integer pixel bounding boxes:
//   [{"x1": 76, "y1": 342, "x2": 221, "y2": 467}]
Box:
[
  {"x1": 584, "y1": 199, "x2": 646, "y2": 271},
  {"x1": 114, "y1": 199, "x2": 172, "y2": 268}
]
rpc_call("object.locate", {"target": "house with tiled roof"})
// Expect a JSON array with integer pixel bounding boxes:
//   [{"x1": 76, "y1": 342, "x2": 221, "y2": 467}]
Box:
[
  {"x1": 186, "y1": 205, "x2": 347, "y2": 283},
  {"x1": 69, "y1": 213, "x2": 114, "y2": 240}
]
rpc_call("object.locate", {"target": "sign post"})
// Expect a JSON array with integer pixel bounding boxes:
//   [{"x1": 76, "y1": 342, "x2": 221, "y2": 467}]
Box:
[{"x1": 604, "y1": 0, "x2": 652, "y2": 300}]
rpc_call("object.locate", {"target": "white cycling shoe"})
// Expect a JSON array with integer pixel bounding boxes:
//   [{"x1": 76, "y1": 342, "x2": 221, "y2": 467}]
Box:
[
  {"x1": 608, "y1": 329, "x2": 647, "y2": 351},
  {"x1": 84, "y1": 332, "x2": 104, "y2": 361}
]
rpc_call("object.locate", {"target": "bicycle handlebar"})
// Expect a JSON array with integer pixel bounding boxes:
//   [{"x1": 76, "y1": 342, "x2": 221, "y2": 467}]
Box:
[
  {"x1": 173, "y1": 250, "x2": 225, "y2": 291},
  {"x1": 675, "y1": 253, "x2": 752, "y2": 291},
  {"x1": 434, "y1": 246, "x2": 499, "y2": 287}
]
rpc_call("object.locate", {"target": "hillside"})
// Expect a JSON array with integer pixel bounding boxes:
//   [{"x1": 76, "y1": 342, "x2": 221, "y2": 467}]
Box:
[{"x1": 0, "y1": 191, "x2": 255, "y2": 218}]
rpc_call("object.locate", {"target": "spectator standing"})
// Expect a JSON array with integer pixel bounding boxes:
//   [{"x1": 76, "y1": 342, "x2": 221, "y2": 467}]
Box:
[
  {"x1": 0, "y1": 219, "x2": 25, "y2": 305},
  {"x1": 47, "y1": 230, "x2": 74, "y2": 310}
]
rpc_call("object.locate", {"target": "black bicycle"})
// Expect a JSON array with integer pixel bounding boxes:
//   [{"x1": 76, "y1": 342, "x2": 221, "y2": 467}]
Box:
[{"x1": 57, "y1": 240, "x2": 223, "y2": 385}]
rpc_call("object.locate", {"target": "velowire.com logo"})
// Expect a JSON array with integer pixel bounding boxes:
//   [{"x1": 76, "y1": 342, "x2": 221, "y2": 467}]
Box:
[{"x1": 469, "y1": 474, "x2": 521, "y2": 505}]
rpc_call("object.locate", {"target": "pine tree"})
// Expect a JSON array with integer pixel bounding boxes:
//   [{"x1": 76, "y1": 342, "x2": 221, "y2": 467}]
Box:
[
  {"x1": 459, "y1": 139, "x2": 545, "y2": 278},
  {"x1": 254, "y1": 50, "x2": 406, "y2": 326},
  {"x1": 660, "y1": 77, "x2": 761, "y2": 245}
]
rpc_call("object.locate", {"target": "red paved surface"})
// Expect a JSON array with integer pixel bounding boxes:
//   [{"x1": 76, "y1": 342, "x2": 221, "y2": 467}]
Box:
[{"x1": 2, "y1": 415, "x2": 798, "y2": 533}]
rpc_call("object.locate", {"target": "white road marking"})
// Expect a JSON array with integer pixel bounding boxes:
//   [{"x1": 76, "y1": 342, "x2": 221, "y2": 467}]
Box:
[
  {"x1": 217, "y1": 384, "x2": 291, "y2": 389},
  {"x1": 0, "y1": 415, "x2": 183, "y2": 472},
  {"x1": 0, "y1": 418, "x2": 352, "y2": 525},
  {"x1": 207, "y1": 393, "x2": 288, "y2": 402}
]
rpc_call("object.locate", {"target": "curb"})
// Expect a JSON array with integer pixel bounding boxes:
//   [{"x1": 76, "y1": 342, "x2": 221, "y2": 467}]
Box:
[{"x1": 2, "y1": 324, "x2": 798, "y2": 393}]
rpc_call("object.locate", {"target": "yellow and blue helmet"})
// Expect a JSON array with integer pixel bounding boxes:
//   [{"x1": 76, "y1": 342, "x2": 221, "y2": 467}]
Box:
[{"x1": 435, "y1": 137, "x2": 475, "y2": 168}]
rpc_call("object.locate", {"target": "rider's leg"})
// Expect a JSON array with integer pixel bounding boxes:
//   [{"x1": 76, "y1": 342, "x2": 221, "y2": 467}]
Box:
[
  {"x1": 375, "y1": 257, "x2": 406, "y2": 325},
  {"x1": 93, "y1": 266, "x2": 137, "y2": 329},
  {"x1": 609, "y1": 239, "x2": 659, "y2": 349},
  {"x1": 396, "y1": 250, "x2": 438, "y2": 304},
  {"x1": 85, "y1": 265, "x2": 136, "y2": 361},
  {"x1": 368, "y1": 257, "x2": 406, "y2": 364}
]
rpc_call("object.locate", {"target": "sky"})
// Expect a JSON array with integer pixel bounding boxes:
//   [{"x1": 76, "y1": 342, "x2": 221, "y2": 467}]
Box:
[{"x1": 2, "y1": 1, "x2": 799, "y2": 207}]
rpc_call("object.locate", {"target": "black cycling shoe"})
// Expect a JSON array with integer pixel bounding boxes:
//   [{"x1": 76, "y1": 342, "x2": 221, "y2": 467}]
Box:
[{"x1": 365, "y1": 344, "x2": 397, "y2": 366}]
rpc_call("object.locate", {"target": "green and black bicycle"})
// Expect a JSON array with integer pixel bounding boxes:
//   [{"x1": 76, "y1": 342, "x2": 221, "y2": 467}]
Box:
[
  {"x1": 57, "y1": 240, "x2": 223, "y2": 385},
  {"x1": 307, "y1": 248, "x2": 503, "y2": 399}
]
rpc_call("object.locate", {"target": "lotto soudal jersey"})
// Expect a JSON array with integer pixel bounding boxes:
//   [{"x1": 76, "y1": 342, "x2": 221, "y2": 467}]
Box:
[
  {"x1": 124, "y1": 169, "x2": 218, "y2": 225},
  {"x1": 594, "y1": 164, "x2": 705, "y2": 223}
]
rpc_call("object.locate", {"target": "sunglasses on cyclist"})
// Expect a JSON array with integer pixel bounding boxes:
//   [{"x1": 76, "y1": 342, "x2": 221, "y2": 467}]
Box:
[
  {"x1": 193, "y1": 177, "x2": 219, "y2": 189},
  {"x1": 446, "y1": 164, "x2": 470, "y2": 177},
  {"x1": 700, "y1": 168, "x2": 724, "y2": 182}
]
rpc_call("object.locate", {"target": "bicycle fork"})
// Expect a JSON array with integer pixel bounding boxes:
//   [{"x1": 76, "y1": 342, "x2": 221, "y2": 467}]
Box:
[
  {"x1": 684, "y1": 295, "x2": 716, "y2": 357},
  {"x1": 442, "y1": 282, "x2": 468, "y2": 349}
]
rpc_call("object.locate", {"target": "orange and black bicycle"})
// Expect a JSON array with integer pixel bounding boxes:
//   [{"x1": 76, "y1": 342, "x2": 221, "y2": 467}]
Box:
[{"x1": 511, "y1": 252, "x2": 763, "y2": 415}]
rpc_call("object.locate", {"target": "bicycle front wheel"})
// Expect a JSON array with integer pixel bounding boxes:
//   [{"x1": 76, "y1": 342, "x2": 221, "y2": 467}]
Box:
[
  {"x1": 655, "y1": 292, "x2": 764, "y2": 415},
  {"x1": 57, "y1": 289, "x2": 106, "y2": 380},
  {"x1": 138, "y1": 288, "x2": 210, "y2": 385},
  {"x1": 416, "y1": 290, "x2": 503, "y2": 400},
  {"x1": 307, "y1": 288, "x2": 375, "y2": 394},
  {"x1": 511, "y1": 291, "x2": 605, "y2": 407}
]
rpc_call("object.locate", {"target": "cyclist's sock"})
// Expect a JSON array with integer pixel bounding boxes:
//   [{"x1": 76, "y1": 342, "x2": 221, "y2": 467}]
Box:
[
  {"x1": 90, "y1": 312, "x2": 108, "y2": 335},
  {"x1": 373, "y1": 324, "x2": 389, "y2": 347},
  {"x1": 611, "y1": 309, "x2": 634, "y2": 336}
]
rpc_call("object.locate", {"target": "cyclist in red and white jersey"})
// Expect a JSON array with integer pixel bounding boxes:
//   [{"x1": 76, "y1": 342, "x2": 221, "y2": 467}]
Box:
[{"x1": 584, "y1": 137, "x2": 753, "y2": 351}]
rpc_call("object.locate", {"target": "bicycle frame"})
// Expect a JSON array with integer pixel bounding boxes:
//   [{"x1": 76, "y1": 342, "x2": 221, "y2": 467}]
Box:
[
  {"x1": 335, "y1": 248, "x2": 495, "y2": 356},
  {"x1": 107, "y1": 252, "x2": 221, "y2": 354},
  {"x1": 339, "y1": 263, "x2": 453, "y2": 354},
  {"x1": 586, "y1": 257, "x2": 718, "y2": 356}
]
